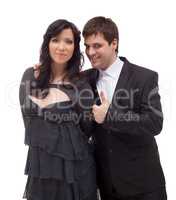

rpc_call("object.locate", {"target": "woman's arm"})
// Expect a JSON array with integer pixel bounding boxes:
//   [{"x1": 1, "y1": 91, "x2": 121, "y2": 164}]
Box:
[{"x1": 19, "y1": 67, "x2": 36, "y2": 128}]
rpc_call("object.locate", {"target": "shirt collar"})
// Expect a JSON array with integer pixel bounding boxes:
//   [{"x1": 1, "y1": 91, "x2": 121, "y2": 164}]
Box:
[{"x1": 99, "y1": 57, "x2": 124, "y2": 79}]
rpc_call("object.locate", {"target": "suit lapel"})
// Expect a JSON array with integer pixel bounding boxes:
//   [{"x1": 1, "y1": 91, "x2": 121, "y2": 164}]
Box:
[
  {"x1": 91, "y1": 57, "x2": 132, "y2": 107},
  {"x1": 109, "y1": 57, "x2": 132, "y2": 108},
  {"x1": 92, "y1": 70, "x2": 101, "y2": 105}
]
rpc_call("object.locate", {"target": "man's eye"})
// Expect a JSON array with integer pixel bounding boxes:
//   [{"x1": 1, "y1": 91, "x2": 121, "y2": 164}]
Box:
[
  {"x1": 86, "y1": 46, "x2": 89, "y2": 50},
  {"x1": 94, "y1": 44, "x2": 101, "y2": 49}
]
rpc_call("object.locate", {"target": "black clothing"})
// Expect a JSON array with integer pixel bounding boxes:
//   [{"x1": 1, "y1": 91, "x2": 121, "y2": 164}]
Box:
[
  {"x1": 19, "y1": 68, "x2": 97, "y2": 200},
  {"x1": 83, "y1": 57, "x2": 166, "y2": 198},
  {"x1": 100, "y1": 186, "x2": 167, "y2": 200}
]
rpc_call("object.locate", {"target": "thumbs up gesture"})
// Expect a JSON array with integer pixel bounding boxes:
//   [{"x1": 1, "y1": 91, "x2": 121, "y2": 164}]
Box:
[{"x1": 92, "y1": 91, "x2": 110, "y2": 124}]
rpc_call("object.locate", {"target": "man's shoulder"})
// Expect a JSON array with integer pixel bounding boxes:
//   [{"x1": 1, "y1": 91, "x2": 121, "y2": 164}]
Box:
[
  {"x1": 131, "y1": 62, "x2": 156, "y2": 74},
  {"x1": 81, "y1": 68, "x2": 97, "y2": 76},
  {"x1": 80, "y1": 68, "x2": 98, "y2": 84},
  {"x1": 122, "y1": 57, "x2": 158, "y2": 80}
]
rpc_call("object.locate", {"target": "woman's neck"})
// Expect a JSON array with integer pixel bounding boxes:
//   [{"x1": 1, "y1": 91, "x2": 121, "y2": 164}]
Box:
[{"x1": 51, "y1": 63, "x2": 66, "y2": 82}]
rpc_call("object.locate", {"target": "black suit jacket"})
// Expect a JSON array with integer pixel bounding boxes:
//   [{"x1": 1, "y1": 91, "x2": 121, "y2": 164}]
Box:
[{"x1": 83, "y1": 57, "x2": 165, "y2": 197}]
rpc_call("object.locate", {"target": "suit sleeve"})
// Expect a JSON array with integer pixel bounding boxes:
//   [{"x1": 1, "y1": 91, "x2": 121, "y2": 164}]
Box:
[{"x1": 102, "y1": 72, "x2": 163, "y2": 136}]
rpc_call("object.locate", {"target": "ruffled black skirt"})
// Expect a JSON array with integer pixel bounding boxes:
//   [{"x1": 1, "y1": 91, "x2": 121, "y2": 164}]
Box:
[
  {"x1": 23, "y1": 146, "x2": 97, "y2": 200},
  {"x1": 23, "y1": 118, "x2": 97, "y2": 200}
]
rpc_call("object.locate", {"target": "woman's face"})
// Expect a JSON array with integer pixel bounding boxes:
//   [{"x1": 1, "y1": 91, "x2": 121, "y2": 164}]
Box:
[{"x1": 49, "y1": 28, "x2": 75, "y2": 66}]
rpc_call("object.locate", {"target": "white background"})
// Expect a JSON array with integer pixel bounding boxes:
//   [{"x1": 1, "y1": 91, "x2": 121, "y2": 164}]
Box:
[{"x1": 0, "y1": 0, "x2": 175, "y2": 199}]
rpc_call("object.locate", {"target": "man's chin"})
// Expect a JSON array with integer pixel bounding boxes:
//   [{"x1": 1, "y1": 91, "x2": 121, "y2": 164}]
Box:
[{"x1": 91, "y1": 63, "x2": 101, "y2": 69}]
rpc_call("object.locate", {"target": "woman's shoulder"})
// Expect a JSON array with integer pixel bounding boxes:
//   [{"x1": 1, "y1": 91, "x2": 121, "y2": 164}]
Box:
[
  {"x1": 20, "y1": 67, "x2": 37, "y2": 91},
  {"x1": 21, "y1": 67, "x2": 35, "y2": 82}
]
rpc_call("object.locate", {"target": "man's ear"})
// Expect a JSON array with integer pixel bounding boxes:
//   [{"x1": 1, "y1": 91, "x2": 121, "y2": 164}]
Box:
[{"x1": 111, "y1": 38, "x2": 118, "y2": 50}]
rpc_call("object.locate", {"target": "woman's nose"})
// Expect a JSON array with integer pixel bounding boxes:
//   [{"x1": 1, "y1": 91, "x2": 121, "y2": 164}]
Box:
[{"x1": 57, "y1": 41, "x2": 65, "y2": 51}]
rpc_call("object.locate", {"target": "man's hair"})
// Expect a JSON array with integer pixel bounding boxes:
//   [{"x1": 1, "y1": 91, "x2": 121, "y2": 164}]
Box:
[{"x1": 82, "y1": 16, "x2": 119, "y2": 53}]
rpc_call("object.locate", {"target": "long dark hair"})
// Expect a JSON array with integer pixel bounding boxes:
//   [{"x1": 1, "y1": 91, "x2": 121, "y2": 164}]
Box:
[{"x1": 35, "y1": 19, "x2": 84, "y2": 95}]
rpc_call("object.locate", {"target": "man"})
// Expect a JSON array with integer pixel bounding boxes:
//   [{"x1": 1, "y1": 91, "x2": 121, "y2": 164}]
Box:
[{"x1": 82, "y1": 16, "x2": 167, "y2": 200}]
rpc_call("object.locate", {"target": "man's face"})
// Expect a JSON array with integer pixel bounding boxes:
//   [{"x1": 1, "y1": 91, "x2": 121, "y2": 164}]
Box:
[{"x1": 84, "y1": 33, "x2": 117, "y2": 70}]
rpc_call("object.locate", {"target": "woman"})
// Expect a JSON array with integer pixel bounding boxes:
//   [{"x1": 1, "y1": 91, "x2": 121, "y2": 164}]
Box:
[{"x1": 19, "y1": 19, "x2": 97, "y2": 200}]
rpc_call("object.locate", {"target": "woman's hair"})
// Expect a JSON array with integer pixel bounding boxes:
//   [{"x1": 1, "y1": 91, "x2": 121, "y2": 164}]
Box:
[{"x1": 35, "y1": 19, "x2": 84, "y2": 93}]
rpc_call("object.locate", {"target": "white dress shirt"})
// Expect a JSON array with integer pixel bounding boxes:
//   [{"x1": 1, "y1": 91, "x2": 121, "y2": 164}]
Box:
[{"x1": 97, "y1": 57, "x2": 124, "y2": 103}]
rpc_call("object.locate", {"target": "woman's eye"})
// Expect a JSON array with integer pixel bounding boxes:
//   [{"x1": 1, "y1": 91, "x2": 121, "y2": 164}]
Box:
[
  {"x1": 65, "y1": 40, "x2": 73, "y2": 44},
  {"x1": 51, "y1": 38, "x2": 58, "y2": 42}
]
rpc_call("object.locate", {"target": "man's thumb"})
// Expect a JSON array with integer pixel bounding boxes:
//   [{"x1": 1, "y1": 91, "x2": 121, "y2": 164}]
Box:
[{"x1": 100, "y1": 91, "x2": 108, "y2": 103}]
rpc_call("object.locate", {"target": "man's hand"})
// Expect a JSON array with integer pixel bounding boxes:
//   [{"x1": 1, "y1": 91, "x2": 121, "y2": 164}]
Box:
[
  {"x1": 33, "y1": 64, "x2": 40, "y2": 79},
  {"x1": 92, "y1": 91, "x2": 110, "y2": 124}
]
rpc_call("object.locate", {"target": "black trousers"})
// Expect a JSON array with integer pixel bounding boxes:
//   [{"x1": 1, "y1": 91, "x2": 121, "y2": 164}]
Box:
[{"x1": 100, "y1": 187, "x2": 167, "y2": 200}]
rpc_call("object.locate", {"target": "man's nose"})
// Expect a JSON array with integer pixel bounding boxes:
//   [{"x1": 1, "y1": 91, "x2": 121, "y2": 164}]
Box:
[{"x1": 87, "y1": 47, "x2": 96, "y2": 56}]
